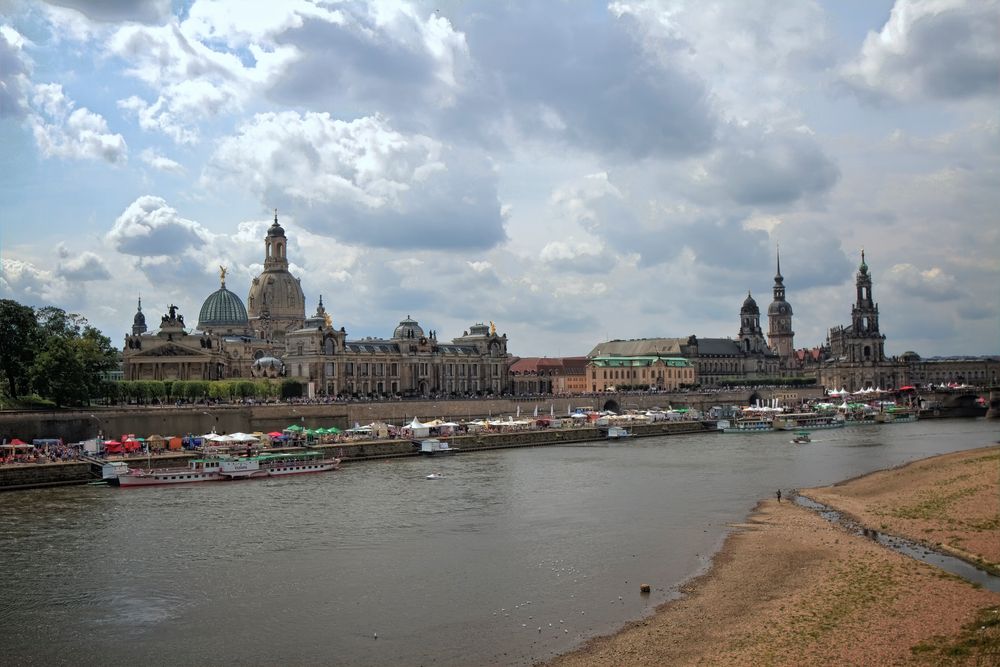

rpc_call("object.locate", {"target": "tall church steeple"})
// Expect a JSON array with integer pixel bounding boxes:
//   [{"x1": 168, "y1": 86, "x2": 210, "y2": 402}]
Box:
[
  {"x1": 767, "y1": 246, "x2": 794, "y2": 363},
  {"x1": 849, "y1": 249, "x2": 885, "y2": 362}
]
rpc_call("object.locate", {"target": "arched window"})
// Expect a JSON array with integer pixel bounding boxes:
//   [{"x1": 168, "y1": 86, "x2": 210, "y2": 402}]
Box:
[
  {"x1": 324, "y1": 338, "x2": 334, "y2": 355},
  {"x1": 863, "y1": 345, "x2": 871, "y2": 359}
]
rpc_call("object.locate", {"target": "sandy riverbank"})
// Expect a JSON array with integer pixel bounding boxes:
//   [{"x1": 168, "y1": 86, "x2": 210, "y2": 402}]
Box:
[{"x1": 547, "y1": 445, "x2": 1000, "y2": 666}]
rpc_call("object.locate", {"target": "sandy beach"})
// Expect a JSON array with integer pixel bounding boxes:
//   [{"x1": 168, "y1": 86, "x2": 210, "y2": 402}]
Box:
[{"x1": 547, "y1": 445, "x2": 1000, "y2": 666}]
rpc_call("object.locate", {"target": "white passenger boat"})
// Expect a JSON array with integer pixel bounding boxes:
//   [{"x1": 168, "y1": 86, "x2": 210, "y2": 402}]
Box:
[
  {"x1": 772, "y1": 412, "x2": 846, "y2": 431},
  {"x1": 112, "y1": 451, "x2": 339, "y2": 487},
  {"x1": 606, "y1": 426, "x2": 634, "y2": 439},
  {"x1": 718, "y1": 417, "x2": 774, "y2": 433}
]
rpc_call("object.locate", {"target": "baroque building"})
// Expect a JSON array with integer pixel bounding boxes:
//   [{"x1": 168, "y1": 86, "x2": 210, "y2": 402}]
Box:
[
  {"x1": 810, "y1": 252, "x2": 908, "y2": 390},
  {"x1": 588, "y1": 291, "x2": 780, "y2": 387},
  {"x1": 122, "y1": 214, "x2": 512, "y2": 396}
]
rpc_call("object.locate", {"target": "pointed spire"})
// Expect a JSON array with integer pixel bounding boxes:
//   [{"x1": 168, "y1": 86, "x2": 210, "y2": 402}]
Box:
[
  {"x1": 776, "y1": 244, "x2": 782, "y2": 278},
  {"x1": 274, "y1": 208, "x2": 278, "y2": 225},
  {"x1": 137, "y1": 295, "x2": 142, "y2": 312}
]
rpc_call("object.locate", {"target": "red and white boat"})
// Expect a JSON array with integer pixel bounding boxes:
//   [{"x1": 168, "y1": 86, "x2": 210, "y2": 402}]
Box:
[{"x1": 111, "y1": 451, "x2": 339, "y2": 487}]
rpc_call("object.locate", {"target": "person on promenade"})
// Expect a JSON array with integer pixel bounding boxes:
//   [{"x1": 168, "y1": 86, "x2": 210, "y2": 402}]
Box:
[{"x1": 776, "y1": 489, "x2": 782, "y2": 503}]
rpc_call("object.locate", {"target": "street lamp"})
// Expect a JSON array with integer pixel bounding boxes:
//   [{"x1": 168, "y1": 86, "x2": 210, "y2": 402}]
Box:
[
  {"x1": 201, "y1": 410, "x2": 218, "y2": 434},
  {"x1": 89, "y1": 414, "x2": 104, "y2": 441}
]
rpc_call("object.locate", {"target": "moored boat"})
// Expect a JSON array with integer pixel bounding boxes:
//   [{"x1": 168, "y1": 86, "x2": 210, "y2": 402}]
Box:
[
  {"x1": 791, "y1": 431, "x2": 811, "y2": 444},
  {"x1": 606, "y1": 426, "x2": 633, "y2": 439},
  {"x1": 718, "y1": 416, "x2": 774, "y2": 433},
  {"x1": 772, "y1": 412, "x2": 845, "y2": 431},
  {"x1": 112, "y1": 451, "x2": 339, "y2": 487}
]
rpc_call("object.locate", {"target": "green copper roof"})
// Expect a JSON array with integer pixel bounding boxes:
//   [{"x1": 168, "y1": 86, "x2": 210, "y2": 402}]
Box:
[
  {"x1": 198, "y1": 286, "x2": 249, "y2": 330},
  {"x1": 590, "y1": 356, "x2": 692, "y2": 368}
]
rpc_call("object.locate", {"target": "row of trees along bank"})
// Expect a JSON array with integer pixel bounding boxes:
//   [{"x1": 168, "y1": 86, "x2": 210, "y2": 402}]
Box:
[
  {"x1": 113, "y1": 379, "x2": 302, "y2": 404},
  {"x1": 0, "y1": 299, "x2": 118, "y2": 408}
]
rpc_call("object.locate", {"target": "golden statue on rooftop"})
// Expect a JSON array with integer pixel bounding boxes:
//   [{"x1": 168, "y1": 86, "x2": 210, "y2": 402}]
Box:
[
  {"x1": 219, "y1": 265, "x2": 227, "y2": 287},
  {"x1": 490, "y1": 320, "x2": 496, "y2": 335}
]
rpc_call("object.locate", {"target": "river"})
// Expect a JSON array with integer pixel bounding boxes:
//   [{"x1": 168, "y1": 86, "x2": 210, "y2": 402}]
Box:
[{"x1": 1, "y1": 419, "x2": 996, "y2": 665}]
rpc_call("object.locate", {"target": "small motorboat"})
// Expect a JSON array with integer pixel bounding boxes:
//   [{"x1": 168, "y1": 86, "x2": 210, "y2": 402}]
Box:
[
  {"x1": 426, "y1": 473, "x2": 444, "y2": 480},
  {"x1": 791, "y1": 431, "x2": 811, "y2": 444}
]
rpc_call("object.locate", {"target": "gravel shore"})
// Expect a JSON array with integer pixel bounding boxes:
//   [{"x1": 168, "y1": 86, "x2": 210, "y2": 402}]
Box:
[{"x1": 547, "y1": 445, "x2": 1000, "y2": 666}]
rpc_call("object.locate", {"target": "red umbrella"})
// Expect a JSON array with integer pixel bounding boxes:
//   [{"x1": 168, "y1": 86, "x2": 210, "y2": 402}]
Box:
[
  {"x1": 9, "y1": 438, "x2": 29, "y2": 446},
  {"x1": 898, "y1": 386, "x2": 916, "y2": 391},
  {"x1": 267, "y1": 431, "x2": 283, "y2": 437}
]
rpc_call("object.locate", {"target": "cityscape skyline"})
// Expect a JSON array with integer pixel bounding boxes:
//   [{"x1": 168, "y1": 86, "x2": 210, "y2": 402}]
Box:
[{"x1": 2, "y1": 0, "x2": 998, "y2": 357}]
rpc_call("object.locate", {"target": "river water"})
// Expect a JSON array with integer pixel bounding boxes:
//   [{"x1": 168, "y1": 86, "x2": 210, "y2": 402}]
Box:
[{"x1": 1, "y1": 419, "x2": 997, "y2": 666}]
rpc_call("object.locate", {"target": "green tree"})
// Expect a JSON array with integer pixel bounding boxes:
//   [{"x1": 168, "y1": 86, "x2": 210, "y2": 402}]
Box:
[
  {"x1": 30, "y1": 336, "x2": 88, "y2": 406},
  {"x1": 0, "y1": 299, "x2": 40, "y2": 397}
]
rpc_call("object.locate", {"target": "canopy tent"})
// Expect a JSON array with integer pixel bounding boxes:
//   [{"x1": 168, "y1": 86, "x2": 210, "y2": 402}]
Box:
[
  {"x1": 227, "y1": 432, "x2": 259, "y2": 442},
  {"x1": 267, "y1": 431, "x2": 284, "y2": 438},
  {"x1": 285, "y1": 424, "x2": 305, "y2": 432},
  {"x1": 1, "y1": 441, "x2": 33, "y2": 449}
]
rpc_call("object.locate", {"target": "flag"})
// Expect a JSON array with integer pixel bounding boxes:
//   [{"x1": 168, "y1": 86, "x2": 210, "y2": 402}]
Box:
[
  {"x1": 533, "y1": 405, "x2": 538, "y2": 417},
  {"x1": 516, "y1": 405, "x2": 520, "y2": 418}
]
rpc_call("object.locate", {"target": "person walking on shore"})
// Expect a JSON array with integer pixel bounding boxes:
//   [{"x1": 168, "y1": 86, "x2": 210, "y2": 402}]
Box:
[{"x1": 776, "y1": 489, "x2": 782, "y2": 503}]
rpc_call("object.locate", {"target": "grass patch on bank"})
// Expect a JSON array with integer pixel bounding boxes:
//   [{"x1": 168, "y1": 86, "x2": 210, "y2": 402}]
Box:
[
  {"x1": 887, "y1": 486, "x2": 983, "y2": 521},
  {"x1": 911, "y1": 605, "x2": 1000, "y2": 664}
]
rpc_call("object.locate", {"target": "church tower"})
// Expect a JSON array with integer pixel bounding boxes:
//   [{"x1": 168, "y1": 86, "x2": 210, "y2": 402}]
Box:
[
  {"x1": 767, "y1": 248, "x2": 795, "y2": 363},
  {"x1": 131, "y1": 297, "x2": 147, "y2": 335},
  {"x1": 247, "y1": 210, "x2": 306, "y2": 342},
  {"x1": 849, "y1": 250, "x2": 885, "y2": 363},
  {"x1": 738, "y1": 291, "x2": 767, "y2": 354}
]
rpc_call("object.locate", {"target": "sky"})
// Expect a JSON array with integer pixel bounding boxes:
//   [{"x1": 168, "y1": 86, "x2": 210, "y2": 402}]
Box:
[{"x1": 1, "y1": 0, "x2": 997, "y2": 359}]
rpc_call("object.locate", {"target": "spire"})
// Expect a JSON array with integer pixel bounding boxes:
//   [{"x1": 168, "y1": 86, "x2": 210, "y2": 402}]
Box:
[
  {"x1": 775, "y1": 244, "x2": 782, "y2": 279},
  {"x1": 274, "y1": 208, "x2": 278, "y2": 225},
  {"x1": 137, "y1": 295, "x2": 142, "y2": 312}
]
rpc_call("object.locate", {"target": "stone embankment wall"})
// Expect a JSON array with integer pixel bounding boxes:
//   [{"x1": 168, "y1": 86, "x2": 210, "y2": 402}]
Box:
[
  {"x1": 0, "y1": 420, "x2": 712, "y2": 490},
  {"x1": 0, "y1": 388, "x2": 825, "y2": 442}
]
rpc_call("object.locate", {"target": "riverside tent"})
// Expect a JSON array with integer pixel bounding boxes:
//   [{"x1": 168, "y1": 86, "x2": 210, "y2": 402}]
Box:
[{"x1": 402, "y1": 417, "x2": 430, "y2": 438}]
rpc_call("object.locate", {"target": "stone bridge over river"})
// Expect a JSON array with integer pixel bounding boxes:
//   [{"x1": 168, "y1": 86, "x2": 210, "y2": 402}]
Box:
[{"x1": 1, "y1": 386, "x2": 991, "y2": 443}]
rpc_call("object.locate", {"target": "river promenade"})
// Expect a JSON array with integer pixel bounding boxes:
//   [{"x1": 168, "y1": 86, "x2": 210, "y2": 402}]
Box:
[
  {"x1": 0, "y1": 419, "x2": 710, "y2": 490},
  {"x1": 548, "y1": 446, "x2": 1000, "y2": 666}
]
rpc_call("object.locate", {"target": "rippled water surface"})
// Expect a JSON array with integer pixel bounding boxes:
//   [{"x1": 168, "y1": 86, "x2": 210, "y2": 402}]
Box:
[{"x1": 1, "y1": 419, "x2": 996, "y2": 665}]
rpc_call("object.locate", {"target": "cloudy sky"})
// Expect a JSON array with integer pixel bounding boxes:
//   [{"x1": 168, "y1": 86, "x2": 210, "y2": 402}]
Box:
[{"x1": 1, "y1": 0, "x2": 997, "y2": 358}]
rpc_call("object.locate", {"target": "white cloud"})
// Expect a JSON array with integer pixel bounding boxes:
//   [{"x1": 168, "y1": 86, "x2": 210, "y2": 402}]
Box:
[
  {"x1": 612, "y1": 0, "x2": 833, "y2": 123},
  {"x1": 840, "y1": 0, "x2": 1000, "y2": 102},
  {"x1": 43, "y1": 0, "x2": 172, "y2": 24},
  {"x1": 56, "y1": 249, "x2": 112, "y2": 281},
  {"x1": 0, "y1": 258, "x2": 65, "y2": 304},
  {"x1": 107, "y1": 195, "x2": 211, "y2": 257},
  {"x1": 884, "y1": 263, "x2": 961, "y2": 302},
  {"x1": 28, "y1": 83, "x2": 128, "y2": 164},
  {"x1": 139, "y1": 147, "x2": 185, "y2": 174},
  {"x1": 206, "y1": 111, "x2": 506, "y2": 250},
  {"x1": 0, "y1": 25, "x2": 31, "y2": 118}
]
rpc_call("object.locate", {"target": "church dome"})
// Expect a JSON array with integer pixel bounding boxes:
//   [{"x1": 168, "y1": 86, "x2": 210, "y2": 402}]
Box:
[
  {"x1": 741, "y1": 292, "x2": 759, "y2": 314},
  {"x1": 198, "y1": 286, "x2": 249, "y2": 331},
  {"x1": 133, "y1": 306, "x2": 146, "y2": 328},
  {"x1": 393, "y1": 316, "x2": 424, "y2": 340}
]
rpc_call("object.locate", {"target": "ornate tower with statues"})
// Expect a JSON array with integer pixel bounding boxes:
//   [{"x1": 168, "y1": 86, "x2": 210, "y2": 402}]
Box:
[
  {"x1": 247, "y1": 211, "x2": 306, "y2": 342},
  {"x1": 767, "y1": 248, "x2": 795, "y2": 363}
]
